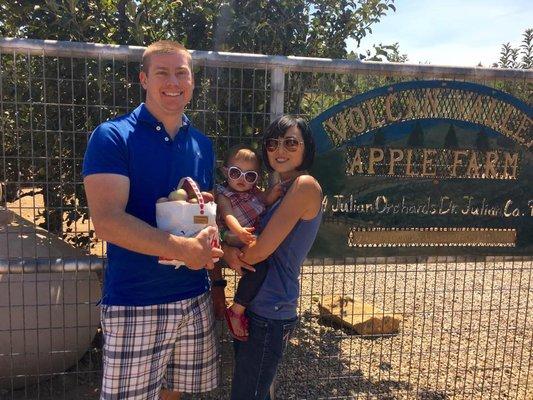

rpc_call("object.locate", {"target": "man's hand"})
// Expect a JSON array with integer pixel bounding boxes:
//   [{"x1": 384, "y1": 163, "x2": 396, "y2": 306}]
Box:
[
  {"x1": 222, "y1": 244, "x2": 254, "y2": 276},
  {"x1": 180, "y1": 226, "x2": 224, "y2": 270}
]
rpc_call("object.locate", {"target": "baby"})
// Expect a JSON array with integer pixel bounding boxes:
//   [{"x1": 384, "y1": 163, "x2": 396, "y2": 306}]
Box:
[{"x1": 216, "y1": 145, "x2": 282, "y2": 340}]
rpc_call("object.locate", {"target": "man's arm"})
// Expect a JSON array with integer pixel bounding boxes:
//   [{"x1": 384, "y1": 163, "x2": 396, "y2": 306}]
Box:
[
  {"x1": 208, "y1": 262, "x2": 226, "y2": 320},
  {"x1": 84, "y1": 173, "x2": 222, "y2": 269}
]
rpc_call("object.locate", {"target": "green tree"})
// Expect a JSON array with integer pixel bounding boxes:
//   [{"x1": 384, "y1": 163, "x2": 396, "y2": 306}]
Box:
[
  {"x1": 0, "y1": 0, "x2": 400, "y2": 246},
  {"x1": 373, "y1": 128, "x2": 386, "y2": 146},
  {"x1": 0, "y1": 0, "x2": 397, "y2": 58},
  {"x1": 358, "y1": 42, "x2": 408, "y2": 62},
  {"x1": 497, "y1": 28, "x2": 533, "y2": 69},
  {"x1": 489, "y1": 28, "x2": 532, "y2": 105},
  {"x1": 407, "y1": 121, "x2": 424, "y2": 147},
  {"x1": 444, "y1": 124, "x2": 458, "y2": 149},
  {"x1": 475, "y1": 129, "x2": 490, "y2": 151}
]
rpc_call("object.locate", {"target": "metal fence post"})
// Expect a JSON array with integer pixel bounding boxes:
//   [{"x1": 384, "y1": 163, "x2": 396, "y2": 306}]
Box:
[
  {"x1": 268, "y1": 66, "x2": 285, "y2": 400},
  {"x1": 267, "y1": 66, "x2": 286, "y2": 193},
  {"x1": 270, "y1": 66, "x2": 285, "y2": 121}
]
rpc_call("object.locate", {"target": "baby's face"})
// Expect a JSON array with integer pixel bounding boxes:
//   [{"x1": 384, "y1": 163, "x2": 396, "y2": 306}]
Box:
[{"x1": 226, "y1": 158, "x2": 259, "y2": 192}]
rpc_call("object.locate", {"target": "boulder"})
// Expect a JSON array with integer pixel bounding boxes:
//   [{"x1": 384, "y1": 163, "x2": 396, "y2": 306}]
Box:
[{"x1": 317, "y1": 295, "x2": 401, "y2": 336}]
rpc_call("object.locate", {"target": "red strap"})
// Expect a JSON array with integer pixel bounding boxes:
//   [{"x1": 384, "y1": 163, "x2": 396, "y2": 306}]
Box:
[{"x1": 177, "y1": 177, "x2": 205, "y2": 214}]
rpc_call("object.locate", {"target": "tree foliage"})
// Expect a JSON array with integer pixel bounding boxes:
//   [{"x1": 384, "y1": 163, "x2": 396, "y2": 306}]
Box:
[
  {"x1": 0, "y1": 0, "x2": 401, "y2": 248},
  {"x1": 443, "y1": 124, "x2": 458, "y2": 149},
  {"x1": 357, "y1": 42, "x2": 407, "y2": 62},
  {"x1": 407, "y1": 122, "x2": 424, "y2": 148},
  {"x1": 490, "y1": 28, "x2": 532, "y2": 106},
  {"x1": 475, "y1": 129, "x2": 490, "y2": 151},
  {"x1": 496, "y1": 28, "x2": 533, "y2": 69},
  {"x1": 0, "y1": 0, "x2": 397, "y2": 58}
]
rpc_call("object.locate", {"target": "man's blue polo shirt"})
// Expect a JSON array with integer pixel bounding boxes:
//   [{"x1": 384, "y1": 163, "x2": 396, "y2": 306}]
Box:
[{"x1": 82, "y1": 103, "x2": 215, "y2": 306}]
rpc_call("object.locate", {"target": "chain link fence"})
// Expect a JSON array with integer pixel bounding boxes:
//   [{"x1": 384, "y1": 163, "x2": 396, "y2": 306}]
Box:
[{"x1": 0, "y1": 38, "x2": 532, "y2": 399}]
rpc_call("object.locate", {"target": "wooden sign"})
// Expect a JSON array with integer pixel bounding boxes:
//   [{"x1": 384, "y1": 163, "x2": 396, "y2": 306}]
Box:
[{"x1": 309, "y1": 80, "x2": 532, "y2": 256}]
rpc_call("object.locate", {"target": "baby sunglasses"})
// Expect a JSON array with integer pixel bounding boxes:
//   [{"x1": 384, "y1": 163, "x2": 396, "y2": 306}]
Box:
[
  {"x1": 264, "y1": 137, "x2": 304, "y2": 152},
  {"x1": 227, "y1": 166, "x2": 259, "y2": 184}
]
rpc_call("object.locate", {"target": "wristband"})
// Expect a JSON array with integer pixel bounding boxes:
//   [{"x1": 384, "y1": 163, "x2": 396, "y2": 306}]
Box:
[
  {"x1": 219, "y1": 230, "x2": 227, "y2": 243},
  {"x1": 212, "y1": 279, "x2": 227, "y2": 288}
]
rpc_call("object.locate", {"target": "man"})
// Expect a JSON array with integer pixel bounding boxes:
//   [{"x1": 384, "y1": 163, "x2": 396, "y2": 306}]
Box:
[{"x1": 83, "y1": 41, "x2": 225, "y2": 400}]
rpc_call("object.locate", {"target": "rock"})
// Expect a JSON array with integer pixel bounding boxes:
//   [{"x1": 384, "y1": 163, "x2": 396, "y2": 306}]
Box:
[
  {"x1": 0, "y1": 209, "x2": 13, "y2": 226},
  {"x1": 317, "y1": 295, "x2": 401, "y2": 336}
]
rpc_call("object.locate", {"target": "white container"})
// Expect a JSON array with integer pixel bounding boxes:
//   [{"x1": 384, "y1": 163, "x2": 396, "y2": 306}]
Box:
[{"x1": 0, "y1": 214, "x2": 100, "y2": 389}]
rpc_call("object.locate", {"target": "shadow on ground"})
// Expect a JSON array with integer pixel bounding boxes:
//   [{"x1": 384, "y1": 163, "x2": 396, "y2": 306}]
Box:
[
  {"x1": 274, "y1": 312, "x2": 411, "y2": 399},
  {"x1": 3, "y1": 316, "x2": 449, "y2": 400}
]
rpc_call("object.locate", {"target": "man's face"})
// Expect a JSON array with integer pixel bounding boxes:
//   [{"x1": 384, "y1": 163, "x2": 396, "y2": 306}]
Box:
[{"x1": 139, "y1": 51, "x2": 194, "y2": 118}]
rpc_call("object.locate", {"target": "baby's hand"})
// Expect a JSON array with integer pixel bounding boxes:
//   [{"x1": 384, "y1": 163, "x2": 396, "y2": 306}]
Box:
[
  {"x1": 271, "y1": 182, "x2": 284, "y2": 199},
  {"x1": 264, "y1": 182, "x2": 284, "y2": 205},
  {"x1": 237, "y1": 227, "x2": 256, "y2": 245}
]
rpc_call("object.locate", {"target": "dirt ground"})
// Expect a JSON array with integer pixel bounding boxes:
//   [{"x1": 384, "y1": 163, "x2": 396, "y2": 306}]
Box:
[{"x1": 5, "y1": 189, "x2": 104, "y2": 256}]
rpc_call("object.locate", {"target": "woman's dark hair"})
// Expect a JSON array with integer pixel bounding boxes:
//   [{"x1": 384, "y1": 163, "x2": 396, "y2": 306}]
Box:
[{"x1": 262, "y1": 115, "x2": 316, "y2": 172}]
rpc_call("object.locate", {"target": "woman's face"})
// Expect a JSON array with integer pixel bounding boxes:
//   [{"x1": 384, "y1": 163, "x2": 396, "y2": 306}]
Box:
[{"x1": 266, "y1": 125, "x2": 305, "y2": 177}]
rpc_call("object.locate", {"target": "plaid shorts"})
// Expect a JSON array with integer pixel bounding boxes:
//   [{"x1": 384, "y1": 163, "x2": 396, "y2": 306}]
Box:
[{"x1": 100, "y1": 291, "x2": 219, "y2": 399}]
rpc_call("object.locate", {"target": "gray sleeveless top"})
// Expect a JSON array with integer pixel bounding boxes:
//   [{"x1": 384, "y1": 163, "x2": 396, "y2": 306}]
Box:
[{"x1": 248, "y1": 191, "x2": 322, "y2": 320}]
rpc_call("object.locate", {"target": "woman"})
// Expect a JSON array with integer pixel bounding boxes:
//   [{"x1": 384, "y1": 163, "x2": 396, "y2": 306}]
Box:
[{"x1": 222, "y1": 115, "x2": 323, "y2": 400}]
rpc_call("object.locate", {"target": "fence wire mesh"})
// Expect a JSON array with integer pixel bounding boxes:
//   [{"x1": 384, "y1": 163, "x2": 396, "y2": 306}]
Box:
[{"x1": 0, "y1": 39, "x2": 532, "y2": 400}]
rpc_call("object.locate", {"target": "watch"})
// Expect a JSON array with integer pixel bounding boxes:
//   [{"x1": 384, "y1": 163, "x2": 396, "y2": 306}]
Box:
[{"x1": 212, "y1": 279, "x2": 227, "y2": 288}]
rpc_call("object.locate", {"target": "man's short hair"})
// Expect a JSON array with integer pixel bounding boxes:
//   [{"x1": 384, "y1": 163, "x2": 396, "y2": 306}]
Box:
[{"x1": 141, "y1": 41, "x2": 193, "y2": 73}]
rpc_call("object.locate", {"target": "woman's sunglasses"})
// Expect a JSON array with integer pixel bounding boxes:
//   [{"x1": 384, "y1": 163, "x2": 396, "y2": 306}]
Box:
[
  {"x1": 264, "y1": 137, "x2": 304, "y2": 152},
  {"x1": 227, "y1": 166, "x2": 259, "y2": 184}
]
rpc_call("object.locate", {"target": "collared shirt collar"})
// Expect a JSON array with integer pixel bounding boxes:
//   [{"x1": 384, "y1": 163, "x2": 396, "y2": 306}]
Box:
[{"x1": 134, "y1": 103, "x2": 191, "y2": 130}]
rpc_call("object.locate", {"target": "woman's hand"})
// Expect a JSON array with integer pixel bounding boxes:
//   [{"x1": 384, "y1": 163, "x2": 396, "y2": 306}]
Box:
[
  {"x1": 239, "y1": 240, "x2": 259, "y2": 265},
  {"x1": 222, "y1": 243, "x2": 255, "y2": 276}
]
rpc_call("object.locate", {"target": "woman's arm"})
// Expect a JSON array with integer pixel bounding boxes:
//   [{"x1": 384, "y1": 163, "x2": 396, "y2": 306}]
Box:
[{"x1": 240, "y1": 175, "x2": 322, "y2": 265}]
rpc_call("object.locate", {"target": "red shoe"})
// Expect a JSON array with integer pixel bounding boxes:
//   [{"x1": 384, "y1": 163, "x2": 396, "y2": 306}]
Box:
[{"x1": 224, "y1": 307, "x2": 249, "y2": 341}]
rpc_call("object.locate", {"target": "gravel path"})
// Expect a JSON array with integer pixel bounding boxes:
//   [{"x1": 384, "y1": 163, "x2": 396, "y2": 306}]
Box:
[
  {"x1": 4, "y1": 259, "x2": 532, "y2": 400},
  {"x1": 275, "y1": 259, "x2": 533, "y2": 399}
]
